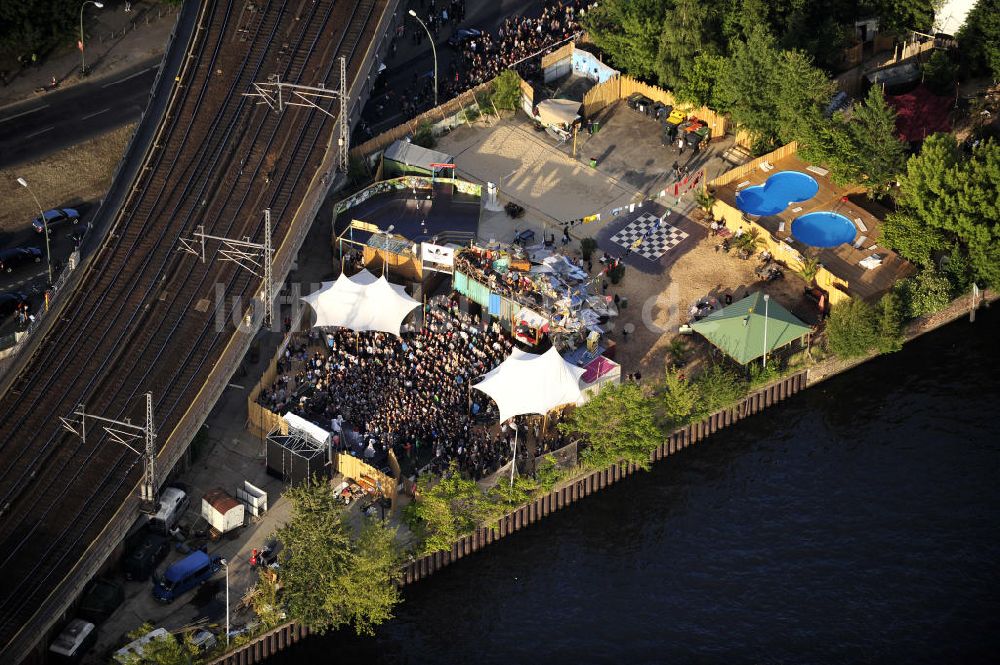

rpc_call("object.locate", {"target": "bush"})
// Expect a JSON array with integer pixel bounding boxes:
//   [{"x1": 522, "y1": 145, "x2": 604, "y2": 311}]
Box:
[
  {"x1": 825, "y1": 299, "x2": 877, "y2": 358},
  {"x1": 696, "y1": 365, "x2": 747, "y2": 411},
  {"x1": 411, "y1": 123, "x2": 436, "y2": 149},
  {"x1": 608, "y1": 263, "x2": 625, "y2": 284},
  {"x1": 559, "y1": 382, "x2": 662, "y2": 471},
  {"x1": 874, "y1": 292, "x2": 905, "y2": 353},
  {"x1": 894, "y1": 268, "x2": 953, "y2": 318},
  {"x1": 491, "y1": 70, "x2": 522, "y2": 111},
  {"x1": 662, "y1": 368, "x2": 699, "y2": 427},
  {"x1": 580, "y1": 237, "x2": 597, "y2": 261}
]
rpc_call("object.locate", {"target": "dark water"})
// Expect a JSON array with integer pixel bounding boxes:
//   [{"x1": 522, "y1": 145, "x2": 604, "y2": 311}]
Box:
[{"x1": 272, "y1": 309, "x2": 1000, "y2": 665}]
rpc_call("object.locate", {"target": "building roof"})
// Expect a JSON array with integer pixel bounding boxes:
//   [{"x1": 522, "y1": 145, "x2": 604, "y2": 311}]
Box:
[
  {"x1": 383, "y1": 140, "x2": 454, "y2": 170},
  {"x1": 690, "y1": 292, "x2": 812, "y2": 364},
  {"x1": 202, "y1": 488, "x2": 241, "y2": 515}
]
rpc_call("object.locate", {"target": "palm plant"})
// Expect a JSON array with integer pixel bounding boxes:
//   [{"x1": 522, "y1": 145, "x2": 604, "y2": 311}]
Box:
[
  {"x1": 695, "y1": 189, "x2": 716, "y2": 217},
  {"x1": 795, "y1": 256, "x2": 820, "y2": 285}
]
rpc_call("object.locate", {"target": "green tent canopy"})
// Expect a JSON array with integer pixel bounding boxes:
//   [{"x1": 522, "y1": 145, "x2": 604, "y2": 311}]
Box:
[{"x1": 690, "y1": 292, "x2": 812, "y2": 365}]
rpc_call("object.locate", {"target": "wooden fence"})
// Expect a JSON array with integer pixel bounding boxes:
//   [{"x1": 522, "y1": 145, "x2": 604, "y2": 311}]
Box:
[
  {"x1": 349, "y1": 80, "x2": 494, "y2": 159},
  {"x1": 208, "y1": 621, "x2": 310, "y2": 665},
  {"x1": 541, "y1": 41, "x2": 574, "y2": 69},
  {"x1": 582, "y1": 75, "x2": 727, "y2": 139},
  {"x1": 399, "y1": 370, "x2": 809, "y2": 585},
  {"x1": 708, "y1": 141, "x2": 799, "y2": 188}
]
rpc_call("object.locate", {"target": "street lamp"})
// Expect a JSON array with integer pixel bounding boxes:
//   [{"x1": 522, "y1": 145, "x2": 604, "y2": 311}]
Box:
[
  {"x1": 79, "y1": 1, "x2": 105, "y2": 76},
  {"x1": 762, "y1": 293, "x2": 770, "y2": 368},
  {"x1": 408, "y1": 10, "x2": 437, "y2": 106},
  {"x1": 16, "y1": 177, "x2": 53, "y2": 285},
  {"x1": 219, "y1": 558, "x2": 230, "y2": 646}
]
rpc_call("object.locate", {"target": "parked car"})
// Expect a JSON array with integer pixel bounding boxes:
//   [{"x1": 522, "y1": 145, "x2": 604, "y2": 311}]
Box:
[
  {"x1": 31, "y1": 207, "x2": 79, "y2": 233},
  {"x1": 0, "y1": 292, "x2": 29, "y2": 318},
  {"x1": 148, "y1": 486, "x2": 190, "y2": 534},
  {"x1": 0, "y1": 246, "x2": 43, "y2": 273},
  {"x1": 189, "y1": 628, "x2": 218, "y2": 653},
  {"x1": 48, "y1": 619, "x2": 97, "y2": 663},
  {"x1": 77, "y1": 578, "x2": 124, "y2": 625},
  {"x1": 152, "y1": 549, "x2": 222, "y2": 603},
  {"x1": 447, "y1": 27, "x2": 482, "y2": 48},
  {"x1": 113, "y1": 627, "x2": 170, "y2": 664},
  {"x1": 123, "y1": 530, "x2": 171, "y2": 581}
]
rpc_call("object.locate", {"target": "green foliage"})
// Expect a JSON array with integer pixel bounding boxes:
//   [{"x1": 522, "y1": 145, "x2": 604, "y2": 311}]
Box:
[
  {"x1": 608, "y1": 262, "x2": 625, "y2": 284},
  {"x1": 747, "y1": 360, "x2": 782, "y2": 387},
  {"x1": 733, "y1": 227, "x2": 765, "y2": 254},
  {"x1": 347, "y1": 156, "x2": 370, "y2": 187},
  {"x1": 411, "y1": 123, "x2": 436, "y2": 149},
  {"x1": 491, "y1": 70, "x2": 522, "y2": 111},
  {"x1": 923, "y1": 50, "x2": 959, "y2": 95},
  {"x1": 666, "y1": 337, "x2": 690, "y2": 367},
  {"x1": 958, "y1": 0, "x2": 1000, "y2": 81},
  {"x1": 655, "y1": 0, "x2": 716, "y2": 89},
  {"x1": 694, "y1": 188, "x2": 716, "y2": 215},
  {"x1": 0, "y1": 0, "x2": 80, "y2": 58},
  {"x1": 406, "y1": 464, "x2": 501, "y2": 554},
  {"x1": 275, "y1": 479, "x2": 402, "y2": 635},
  {"x1": 890, "y1": 135, "x2": 1000, "y2": 287},
  {"x1": 795, "y1": 256, "x2": 820, "y2": 285},
  {"x1": 661, "y1": 368, "x2": 699, "y2": 426},
  {"x1": 694, "y1": 364, "x2": 746, "y2": 412},
  {"x1": 119, "y1": 623, "x2": 195, "y2": 665},
  {"x1": 582, "y1": 0, "x2": 667, "y2": 81},
  {"x1": 825, "y1": 299, "x2": 877, "y2": 358},
  {"x1": 874, "y1": 291, "x2": 905, "y2": 353},
  {"x1": 560, "y1": 382, "x2": 662, "y2": 470},
  {"x1": 675, "y1": 53, "x2": 726, "y2": 108},
  {"x1": 893, "y1": 267, "x2": 954, "y2": 318},
  {"x1": 250, "y1": 573, "x2": 285, "y2": 631},
  {"x1": 580, "y1": 237, "x2": 598, "y2": 261}
]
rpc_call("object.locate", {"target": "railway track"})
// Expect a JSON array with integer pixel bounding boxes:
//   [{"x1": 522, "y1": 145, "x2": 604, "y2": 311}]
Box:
[{"x1": 0, "y1": 0, "x2": 390, "y2": 656}]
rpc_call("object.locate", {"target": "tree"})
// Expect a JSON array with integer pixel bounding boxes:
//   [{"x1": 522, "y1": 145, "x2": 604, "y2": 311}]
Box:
[
  {"x1": 874, "y1": 292, "x2": 905, "y2": 353},
  {"x1": 675, "y1": 52, "x2": 726, "y2": 107},
  {"x1": 559, "y1": 382, "x2": 662, "y2": 470},
  {"x1": 715, "y1": 26, "x2": 783, "y2": 144},
  {"x1": 888, "y1": 135, "x2": 1000, "y2": 287},
  {"x1": 276, "y1": 479, "x2": 402, "y2": 635},
  {"x1": 0, "y1": 0, "x2": 80, "y2": 57},
  {"x1": 661, "y1": 368, "x2": 699, "y2": 426},
  {"x1": 958, "y1": 0, "x2": 1000, "y2": 81},
  {"x1": 847, "y1": 86, "x2": 908, "y2": 193},
  {"x1": 692, "y1": 364, "x2": 746, "y2": 413},
  {"x1": 825, "y1": 299, "x2": 877, "y2": 358},
  {"x1": 249, "y1": 573, "x2": 285, "y2": 630},
  {"x1": 582, "y1": 0, "x2": 667, "y2": 81},
  {"x1": 922, "y1": 50, "x2": 959, "y2": 95},
  {"x1": 406, "y1": 464, "x2": 501, "y2": 554},
  {"x1": 773, "y1": 49, "x2": 836, "y2": 145},
  {"x1": 491, "y1": 70, "x2": 522, "y2": 111},
  {"x1": 656, "y1": 0, "x2": 717, "y2": 89}
]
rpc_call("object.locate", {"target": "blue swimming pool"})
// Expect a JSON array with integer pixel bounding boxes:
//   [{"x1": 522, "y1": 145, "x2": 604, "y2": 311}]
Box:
[
  {"x1": 791, "y1": 211, "x2": 857, "y2": 247},
  {"x1": 735, "y1": 171, "x2": 819, "y2": 216}
]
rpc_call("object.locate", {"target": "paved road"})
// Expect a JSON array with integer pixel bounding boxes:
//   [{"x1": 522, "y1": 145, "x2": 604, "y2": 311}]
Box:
[{"x1": 0, "y1": 57, "x2": 159, "y2": 170}]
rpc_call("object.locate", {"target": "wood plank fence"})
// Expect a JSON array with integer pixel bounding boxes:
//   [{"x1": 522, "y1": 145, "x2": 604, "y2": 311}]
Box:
[
  {"x1": 583, "y1": 74, "x2": 727, "y2": 139},
  {"x1": 708, "y1": 141, "x2": 799, "y2": 188}
]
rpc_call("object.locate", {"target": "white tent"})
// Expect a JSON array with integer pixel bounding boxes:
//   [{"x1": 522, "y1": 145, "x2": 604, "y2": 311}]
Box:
[
  {"x1": 535, "y1": 98, "x2": 581, "y2": 128},
  {"x1": 473, "y1": 347, "x2": 587, "y2": 423},
  {"x1": 282, "y1": 413, "x2": 331, "y2": 448},
  {"x1": 300, "y1": 269, "x2": 420, "y2": 336}
]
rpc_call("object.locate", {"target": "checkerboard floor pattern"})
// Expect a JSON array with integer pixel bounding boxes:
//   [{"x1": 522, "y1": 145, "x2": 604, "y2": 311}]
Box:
[{"x1": 609, "y1": 213, "x2": 689, "y2": 261}]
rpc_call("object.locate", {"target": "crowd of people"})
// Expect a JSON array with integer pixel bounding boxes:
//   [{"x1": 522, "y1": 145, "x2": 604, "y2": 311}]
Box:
[
  {"x1": 259, "y1": 294, "x2": 532, "y2": 479},
  {"x1": 369, "y1": 1, "x2": 596, "y2": 127}
]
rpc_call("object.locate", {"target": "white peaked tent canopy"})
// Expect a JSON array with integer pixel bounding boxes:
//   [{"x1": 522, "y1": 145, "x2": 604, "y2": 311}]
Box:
[
  {"x1": 473, "y1": 346, "x2": 587, "y2": 423},
  {"x1": 300, "y1": 269, "x2": 420, "y2": 336}
]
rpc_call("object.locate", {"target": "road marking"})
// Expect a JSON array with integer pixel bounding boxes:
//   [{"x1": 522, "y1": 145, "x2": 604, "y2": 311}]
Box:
[
  {"x1": 102, "y1": 65, "x2": 158, "y2": 88},
  {"x1": 24, "y1": 126, "x2": 54, "y2": 139},
  {"x1": 80, "y1": 107, "x2": 110, "y2": 121},
  {"x1": 227, "y1": 383, "x2": 245, "y2": 390},
  {"x1": 0, "y1": 105, "x2": 49, "y2": 124}
]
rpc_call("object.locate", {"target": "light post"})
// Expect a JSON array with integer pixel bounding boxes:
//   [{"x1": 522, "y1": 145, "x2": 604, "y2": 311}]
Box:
[
  {"x1": 762, "y1": 293, "x2": 770, "y2": 368},
  {"x1": 408, "y1": 10, "x2": 437, "y2": 106},
  {"x1": 79, "y1": 1, "x2": 105, "y2": 76},
  {"x1": 16, "y1": 177, "x2": 53, "y2": 285},
  {"x1": 220, "y1": 558, "x2": 230, "y2": 646}
]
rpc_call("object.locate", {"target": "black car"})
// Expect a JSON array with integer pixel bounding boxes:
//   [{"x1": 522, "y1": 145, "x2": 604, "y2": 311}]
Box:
[
  {"x1": 447, "y1": 27, "x2": 482, "y2": 48},
  {"x1": 31, "y1": 207, "x2": 80, "y2": 234},
  {"x1": 0, "y1": 292, "x2": 29, "y2": 318},
  {"x1": 123, "y1": 530, "x2": 171, "y2": 581},
  {"x1": 0, "y1": 247, "x2": 43, "y2": 273}
]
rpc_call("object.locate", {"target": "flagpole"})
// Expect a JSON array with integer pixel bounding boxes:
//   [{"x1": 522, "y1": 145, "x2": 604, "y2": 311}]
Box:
[{"x1": 510, "y1": 422, "x2": 518, "y2": 489}]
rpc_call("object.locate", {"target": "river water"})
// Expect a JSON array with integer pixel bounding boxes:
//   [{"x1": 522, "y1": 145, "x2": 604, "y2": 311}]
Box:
[{"x1": 271, "y1": 309, "x2": 1000, "y2": 664}]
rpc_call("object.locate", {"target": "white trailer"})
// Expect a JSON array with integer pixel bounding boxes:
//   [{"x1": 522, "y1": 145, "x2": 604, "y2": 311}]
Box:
[{"x1": 201, "y1": 488, "x2": 245, "y2": 534}]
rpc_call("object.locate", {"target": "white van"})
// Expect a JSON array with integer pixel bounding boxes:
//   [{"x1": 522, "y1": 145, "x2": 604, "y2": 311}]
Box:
[
  {"x1": 148, "y1": 487, "x2": 189, "y2": 534},
  {"x1": 48, "y1": 619, "x2": 96, "y2": 662},
  {"x1": 114, "y1": 627, "x2": 170, "y2": 664}
]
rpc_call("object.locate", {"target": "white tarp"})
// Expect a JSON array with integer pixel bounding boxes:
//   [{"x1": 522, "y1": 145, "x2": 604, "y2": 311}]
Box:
[
  {"x1": 283, "y1": 413, "x2": 331, "y2": 447},
  {"x1": 301, "y1": 269, "x2": 420, "y2": 336},
  {"x1": 421, "y1": 242, "x2": 455, "y2": 267},
  {"x1": 535, "y1": 98, "x2": 581, "y2": 128},
  {"x1": 473, "y1": 347, "x2": 586, "y2": 422}
]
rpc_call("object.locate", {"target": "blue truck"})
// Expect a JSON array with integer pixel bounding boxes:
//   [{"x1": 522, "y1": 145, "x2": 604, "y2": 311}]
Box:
[{"x1": 152, "y1": 550, "x2": 222, "y2": 603}]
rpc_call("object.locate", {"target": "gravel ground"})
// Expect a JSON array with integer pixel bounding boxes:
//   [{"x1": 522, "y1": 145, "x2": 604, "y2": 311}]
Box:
[{"x1": 0, "y1": 122, "x2": 135, "y2": 233}]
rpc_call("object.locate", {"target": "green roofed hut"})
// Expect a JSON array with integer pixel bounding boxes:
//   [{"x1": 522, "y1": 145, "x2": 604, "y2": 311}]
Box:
[
  {"x1": 690, "y1": 292, "x2": 812, "y2": 365},
  {"x1": 382, "y1": 140, "x2": 455, "y2": 178}
]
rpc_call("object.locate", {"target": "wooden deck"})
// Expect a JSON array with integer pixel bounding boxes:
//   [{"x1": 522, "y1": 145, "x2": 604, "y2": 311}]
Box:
[{"x1": 714, "y1": 152, "x2": 914, "y2": 300}]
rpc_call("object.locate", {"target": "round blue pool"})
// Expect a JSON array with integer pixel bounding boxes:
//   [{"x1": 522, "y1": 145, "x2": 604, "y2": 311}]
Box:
[
  {"x1": 791, "y1": 211, "x2": 857, "y2": 247},
  {"x1": 735, "y1": 171, "x2": 819, "y2": 216}
]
